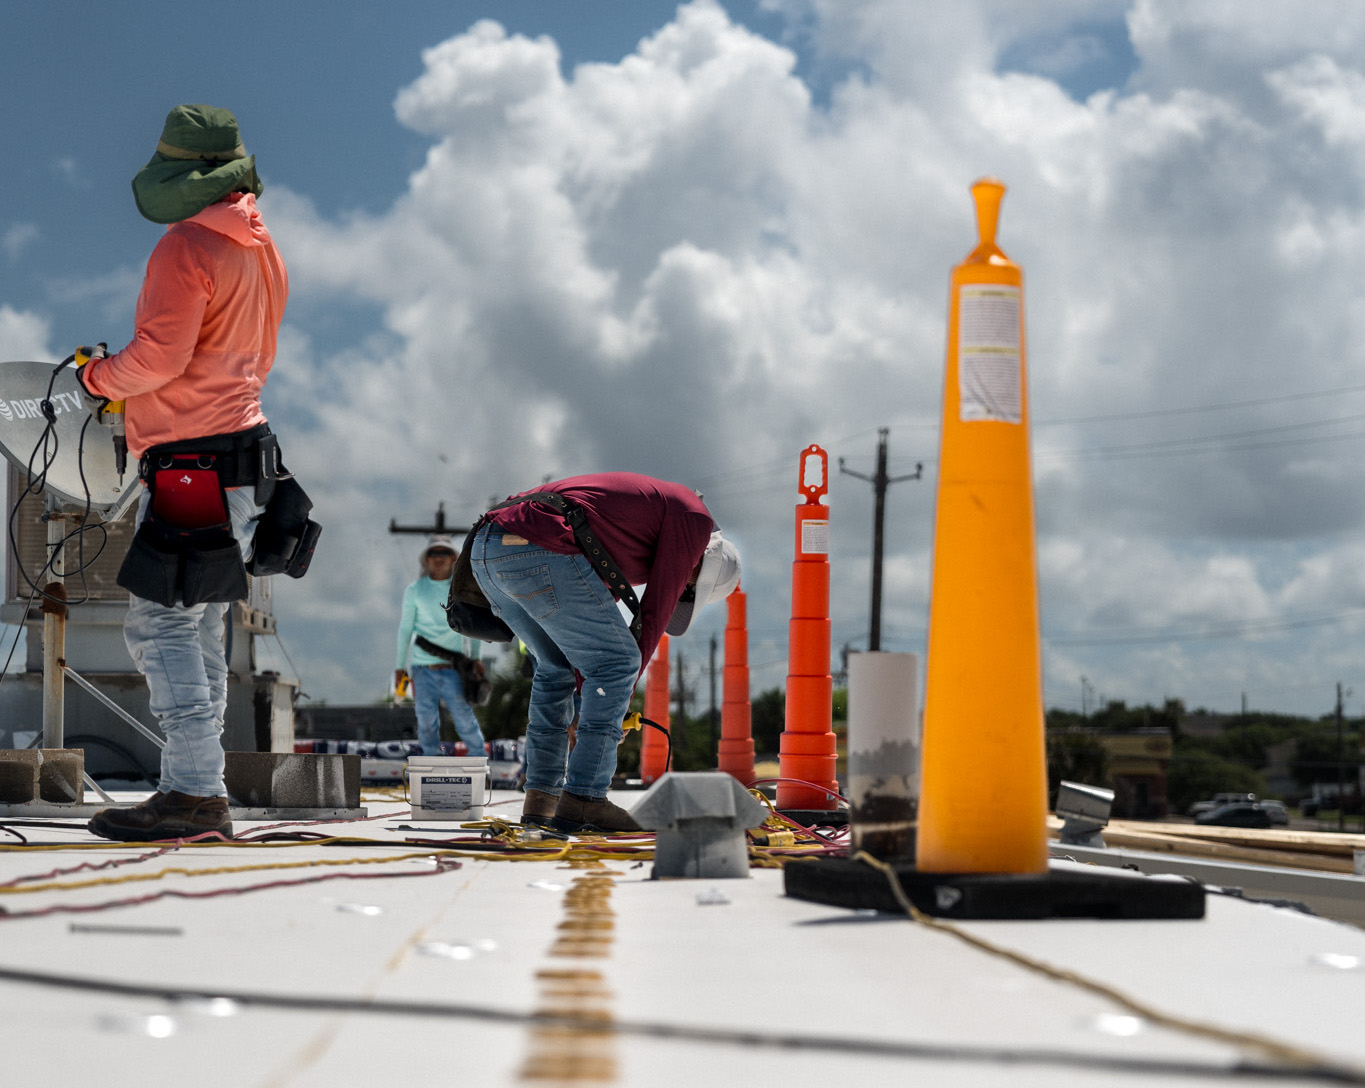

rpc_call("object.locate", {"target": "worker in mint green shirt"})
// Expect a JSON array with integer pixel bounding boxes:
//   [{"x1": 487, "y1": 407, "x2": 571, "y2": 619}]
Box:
[{"x1": 394, "y1": 536, "x2": 488, "y2": 756}]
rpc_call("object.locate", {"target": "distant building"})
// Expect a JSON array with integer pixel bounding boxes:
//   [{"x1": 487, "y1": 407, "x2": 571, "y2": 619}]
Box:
[{"x1": 1097, "y1": 729, "x2": 1172, "y2": 819}]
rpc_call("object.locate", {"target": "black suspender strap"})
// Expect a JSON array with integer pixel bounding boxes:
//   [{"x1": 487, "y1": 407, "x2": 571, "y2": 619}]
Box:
[{"x1": 486, "y1": 491, "x2": 643, "y2": 643}]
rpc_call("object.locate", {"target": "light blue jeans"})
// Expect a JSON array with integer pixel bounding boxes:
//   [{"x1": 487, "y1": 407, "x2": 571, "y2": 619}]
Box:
[
  {"x1": 124, "y1": 487, "x2": 264, "y2": 798},
  {"x1": 470, "y1": 524, "x2": 640, "y2": 798},
  {"x1": 410, "y1": 665, "x2": 487, "y2": 755}
]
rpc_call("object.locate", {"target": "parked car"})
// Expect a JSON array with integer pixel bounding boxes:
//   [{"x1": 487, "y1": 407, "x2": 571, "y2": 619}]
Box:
[
  {"x1": 1187, "y1": 792, "x2": 1257, "y2": 817},
  {"x1": 1259, "y1": 799, "x2": 1289, "y2": 826},
  {"x1": 1195, "y1": 802, "x2": 1273, "y2": 829},
  {"x1": 1302, "y1": 794, "x2": 1362, "y2": 818}
]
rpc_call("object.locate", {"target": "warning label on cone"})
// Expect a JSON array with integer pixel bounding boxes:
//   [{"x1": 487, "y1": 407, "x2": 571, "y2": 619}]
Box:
[{"x1": 958, "y1": 285, "x2": 1022, "y2": 423}]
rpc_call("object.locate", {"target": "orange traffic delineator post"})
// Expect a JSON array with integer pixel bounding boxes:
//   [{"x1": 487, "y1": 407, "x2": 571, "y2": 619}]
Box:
[
  {"x1": 639, "y1": 634, "x2": 670, "y2": 784},
  {"x1": 783, "y1": 178, "x2": 1205, "y2": 920},
  {"x1": 916, "y1": 178, "x2": 1048, "y2": 875},
  {"x1": 777, "y1": 445, "x2": 839, "y2": 813},
  {"x1": 717, "y1": 582, "x2": 755, "y2": 786}
]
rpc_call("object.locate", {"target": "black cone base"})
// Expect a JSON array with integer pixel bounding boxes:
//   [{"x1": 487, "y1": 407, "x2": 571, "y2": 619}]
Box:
[
  {"x1": 775, "y1": 809, "x2": 849, "y2": 827},
  {"x1": 784, "y1": 856, "x2": 1205, "y2": 920}
]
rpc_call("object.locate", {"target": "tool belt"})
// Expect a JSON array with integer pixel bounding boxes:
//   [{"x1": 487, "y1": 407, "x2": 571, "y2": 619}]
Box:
[
  {"x1": 138, "y1": 423, "x2": 284, "y2": 505},
  {"x1": 444, "y1": 491, "x2": 641, "y2": 645},
  {"x1": 117, "y1": 425, "x2": 321, "y2": 607},
  {"x1": 413, "y1": 635, "x2": 492, "y2": 706}
]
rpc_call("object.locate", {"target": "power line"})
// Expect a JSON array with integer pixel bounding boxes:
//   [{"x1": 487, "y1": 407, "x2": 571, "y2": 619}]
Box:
[
  {"x1": 1034, "y1": 382, "x2": 1365, "y2": 427},
  {"x1": 1043, "y1": 607, "x2": 1365, "y2": 647},
  {"x1": 1036, "y1": 411, "x2": 1365, "y2": 462}
]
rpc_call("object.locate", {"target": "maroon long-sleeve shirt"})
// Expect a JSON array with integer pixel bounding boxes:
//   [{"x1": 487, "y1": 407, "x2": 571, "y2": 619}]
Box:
[{"x1": 486, "y1": 472, "x2": 715, "y2": 670}]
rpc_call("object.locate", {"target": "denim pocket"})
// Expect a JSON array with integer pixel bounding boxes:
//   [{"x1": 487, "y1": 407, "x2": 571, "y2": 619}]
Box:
[
  {"x1": 181, "y1": 528, "x2": 248, "y2": 606},
  {"x1": 496, "y1": 564, "x2": 559, "y2": 620}
]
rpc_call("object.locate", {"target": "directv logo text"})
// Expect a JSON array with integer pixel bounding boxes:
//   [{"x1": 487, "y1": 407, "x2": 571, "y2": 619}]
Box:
[{"x1": 0, "y1": 392, "x2": 83, "y2": 423}]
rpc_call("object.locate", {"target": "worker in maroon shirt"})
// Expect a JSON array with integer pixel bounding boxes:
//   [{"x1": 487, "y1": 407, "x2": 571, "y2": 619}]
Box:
[{"x1": 470, "y1": 472, "x2": 740, "y2": 832}]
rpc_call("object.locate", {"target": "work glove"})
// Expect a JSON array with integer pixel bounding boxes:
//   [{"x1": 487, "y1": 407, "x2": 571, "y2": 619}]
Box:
[
  {"x1": 73, "y1": 344, "x2": 114, "y2": 426},
  {"x1": 394, "y1": 669, "x2": 411, "y2": 701}
]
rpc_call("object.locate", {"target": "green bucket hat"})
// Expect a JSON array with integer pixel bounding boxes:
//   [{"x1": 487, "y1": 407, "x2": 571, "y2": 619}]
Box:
[{"x1": 131, "y1": 104, "x2": 264, "y2": 224}]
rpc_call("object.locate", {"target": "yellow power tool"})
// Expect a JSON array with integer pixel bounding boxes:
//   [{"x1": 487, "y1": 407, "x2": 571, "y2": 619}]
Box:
[{"x1": 75, "y1": 343, "x2": 126, "y2": 481}]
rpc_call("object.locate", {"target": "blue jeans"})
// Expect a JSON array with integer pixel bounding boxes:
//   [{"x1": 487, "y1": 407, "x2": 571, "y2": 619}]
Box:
[
  {"x1": 124, "y1": 487, "x2": 264, "y2": 798},
  {"x1": 470, "y1": 524, "x2": 640, "y2": 798},
  {"x1": 410, "y1": 665, "x2": 487, "y2": 755}
]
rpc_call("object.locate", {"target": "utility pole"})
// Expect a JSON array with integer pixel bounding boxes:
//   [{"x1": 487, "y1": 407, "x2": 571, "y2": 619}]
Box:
[
  {"x1": 839, "y1": 428, "x2": 922, "y2": 652},
  {"x1": 674, "y1": 649, "x2": 689, "y2": 738},
  {"x1": 708, "y1": 634, "x2": 719, "y2": 753},
  {"x1": 388, "y1": 502, "x2": 470, "y2": 537},
  {"x1": 1338, "y1": 682, "x2": 1346, "y2": 834}
]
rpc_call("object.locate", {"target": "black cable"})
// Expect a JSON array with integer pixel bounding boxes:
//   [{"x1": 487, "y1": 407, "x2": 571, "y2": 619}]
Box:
[
  {"x1": 637, "y1": 715, "x2": 671, "y2": 774},
  {"x1": 1, "y1": 353, "x2": 120, "y2": 689},
  {"x1": 0, "y1": 964, "x2": 1356, "y2": 1082},
  {"x1": 62, "y1": 733, "x2": 156, "y2": 784}
]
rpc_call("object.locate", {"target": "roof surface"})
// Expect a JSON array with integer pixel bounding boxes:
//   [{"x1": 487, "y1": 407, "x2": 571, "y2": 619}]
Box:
[{"x1": 3, "y1": 788, "x2": 1365, "y2": 1087}]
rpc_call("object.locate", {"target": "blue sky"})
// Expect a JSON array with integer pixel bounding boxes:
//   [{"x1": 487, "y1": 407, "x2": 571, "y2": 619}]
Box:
[{"x1": 10, "y1": 0, "x2": 1365, "y2": 721}]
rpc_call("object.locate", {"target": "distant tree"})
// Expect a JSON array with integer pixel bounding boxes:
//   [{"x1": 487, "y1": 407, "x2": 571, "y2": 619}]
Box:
[
  {"x1": 1213, "y1": 721, "x2": 1278, "y2": 770},
  {"x1": 1045, "y1": 729, "x2": 1109, "y2": 810},
  {"x1": 1291, "y1": 729, "x2": 1362, "y2": 790},
  {"x1": 475, "y1": 656, "x2": 532, "y2": 740},
  {"x1": 751, "y1": 687, "x2": 785, "y2": 756},
  {"x1": 1087, "y1": 699, "x2": 1180, "y2": 733},
  {"x1": 1166, "y1": 749, "x2": 1265, "y2": 813}
]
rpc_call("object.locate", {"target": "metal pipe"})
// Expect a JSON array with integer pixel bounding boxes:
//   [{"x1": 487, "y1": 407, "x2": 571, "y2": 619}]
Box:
[
  {"x1": 40, "y1": 502, "x2": 65, "y2": 749},
  {"x1": 59, "y1": 665, "x2": 166, "y2": 751}
]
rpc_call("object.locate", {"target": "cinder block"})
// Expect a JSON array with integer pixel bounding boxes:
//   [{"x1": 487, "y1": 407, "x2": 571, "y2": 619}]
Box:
[
  {"x1": 0, "y1": 759, "x2": 39, "y2": 803},
  {"x1": 225, "y1": 752, "x2": 360, "y2": 809},
  {"x1": 0, "y1": 749, "x2": 83, "y2": 804},
  {"x1": 37, "y1": 749, "x2": 83, "y2": 803}
]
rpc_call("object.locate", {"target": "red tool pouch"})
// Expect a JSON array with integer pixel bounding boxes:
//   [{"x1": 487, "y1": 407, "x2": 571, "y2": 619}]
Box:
[{"x1": 151, "y1": 454, "x2": 229, "y2": 529}]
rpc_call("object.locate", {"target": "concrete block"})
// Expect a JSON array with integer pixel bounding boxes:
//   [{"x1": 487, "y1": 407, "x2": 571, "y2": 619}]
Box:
[
  {"x1": 0, "y1": 749, "x2": 84, "y2": 804},
  {"x1": 225, "y1": 752, "x2": 360, "y2": 809},
  {"x1": 38, "y1": 749, "x2": 83, "y2": 803},
  {"x1": 0, "y1": 759, "x2": 39, "y2": 803}
]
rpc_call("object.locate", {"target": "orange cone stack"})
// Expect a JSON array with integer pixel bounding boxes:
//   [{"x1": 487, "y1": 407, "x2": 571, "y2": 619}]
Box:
[
  {"x1": 717, "y1": 583, "x2": 755, "y2": 785},
  {"x1": 777, "y1": 445, "x2": 839, "y2": 812},
  {"x1": 639, "y1": 634, "x2": 671, "y2": 784},
  {"x1": 916, "y1": 179, "x2": 1048, "y2": 874}
]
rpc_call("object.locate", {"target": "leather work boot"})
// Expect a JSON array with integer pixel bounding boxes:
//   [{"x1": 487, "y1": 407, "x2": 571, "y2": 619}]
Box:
[
  {"x1": 550, "y1": 791, "x2": 642, "y2": 834},
  {"x1": 88, "y1": 790, "x2": 233, "y2": 843},
  {"x1": 521, "y1": 788, "x2": 560, "y2": 828}
]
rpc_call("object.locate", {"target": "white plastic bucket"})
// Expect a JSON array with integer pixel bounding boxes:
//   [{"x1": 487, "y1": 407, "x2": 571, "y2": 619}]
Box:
[{"x1": 405, "y1": 756, "x2": 490, "y2": 820}]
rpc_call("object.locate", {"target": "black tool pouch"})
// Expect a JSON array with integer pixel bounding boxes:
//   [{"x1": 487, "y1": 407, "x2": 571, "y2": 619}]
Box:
[
  {"x1": 119, "y1": 430, "x2": 267, "y2": 608},
  {"x1": 414, "y1": 635, "x2": 494, "y2": 705},
  {"x1": 444, "y1": 519, "x2": 515, "y2": 643},
  {"x1": 117, "y1": 519, "x2": 184, "y2": 607},
  {"x1": 118, "y1": 518, "x2": 248, "y2": 607},
  {"x1": 249, "y1": 476, "x2": 322, "y2": 579},
  {"x1": 459, "y1": 657, "x2": 493, "y2": 706}
]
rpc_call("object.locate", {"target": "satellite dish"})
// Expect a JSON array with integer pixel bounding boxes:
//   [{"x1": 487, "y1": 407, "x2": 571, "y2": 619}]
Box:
[{"x1": 0, "y1": 360, "x2": 135, "y2": 516}]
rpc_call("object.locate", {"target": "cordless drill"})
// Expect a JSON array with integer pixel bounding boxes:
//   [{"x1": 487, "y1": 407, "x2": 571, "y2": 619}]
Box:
[{"x1": 75, "y1": 343, "x2": 126, "y2": 481}]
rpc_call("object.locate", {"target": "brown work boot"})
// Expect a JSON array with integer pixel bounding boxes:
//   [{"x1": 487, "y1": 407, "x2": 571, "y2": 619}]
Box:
[
  {"x1": 522, "y1": 788, "x2": 559, "y2": 828},
  {"x1": 88, "y1": 790, "x2": 233, "y2": 842},
  {"x1": 550, "y1": 791, "x2": 642, "y2": 833}
]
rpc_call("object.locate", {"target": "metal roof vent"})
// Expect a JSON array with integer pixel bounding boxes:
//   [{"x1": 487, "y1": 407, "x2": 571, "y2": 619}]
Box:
[{"x1": 632, "y1": 772, "x2": 769, "y2": 879}]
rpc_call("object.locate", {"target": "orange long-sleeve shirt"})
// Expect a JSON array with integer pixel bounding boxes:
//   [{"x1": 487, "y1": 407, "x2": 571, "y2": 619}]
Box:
[{"x1": 82, "y1": 192, "x2": 288, "y2": 458}]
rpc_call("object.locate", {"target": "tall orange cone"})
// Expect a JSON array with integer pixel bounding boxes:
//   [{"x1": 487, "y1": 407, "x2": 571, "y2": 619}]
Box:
[
  {"x1": 718, "y1": 583, "x2": 755, "y2": 785},
  {"x1": 916, "y1": 178, "x2": 1048, "y2": 874},
  {"x1": 777, "y1": 445, "x2": 839, "y2": 811},
  {"x1": 640, "y1": 634, "x2": 671, "y2": 784}
]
